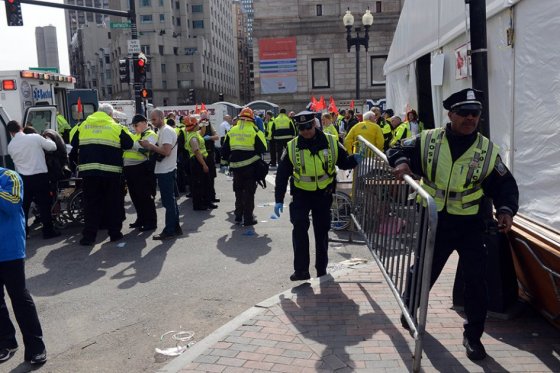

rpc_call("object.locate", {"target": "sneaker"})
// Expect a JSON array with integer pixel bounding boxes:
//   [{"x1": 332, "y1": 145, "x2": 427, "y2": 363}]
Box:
[
  {"x1": 26, "y1": 350, "x2": 47, "y2": 365},
  {"x1": 463, "y1": 337, "x2": 487, "y2": 361},
  {"x1": 289, "y1": 271, "x2": 311, "y2": 281},
  {"x1": 243, "y1": 219, "x2": 258, "y2": 227},
  {"x1": 0, "y1": 347, "x2": 17, "y2": 362}
]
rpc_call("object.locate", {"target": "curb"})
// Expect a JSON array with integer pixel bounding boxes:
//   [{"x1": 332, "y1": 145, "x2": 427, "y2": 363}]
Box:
[{"x1": 157, "y1": 264, "x2": 366, "y2": 373}]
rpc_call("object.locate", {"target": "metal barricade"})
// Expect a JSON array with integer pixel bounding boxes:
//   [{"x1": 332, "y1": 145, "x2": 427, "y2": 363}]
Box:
[{"x1": 351, "y1": 135, "x2": 438, "y2": 372}]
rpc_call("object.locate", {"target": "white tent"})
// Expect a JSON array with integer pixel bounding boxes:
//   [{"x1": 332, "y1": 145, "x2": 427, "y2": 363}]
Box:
[{"x1": 384, "y1": 0, "x2": 560, "y2": 232}]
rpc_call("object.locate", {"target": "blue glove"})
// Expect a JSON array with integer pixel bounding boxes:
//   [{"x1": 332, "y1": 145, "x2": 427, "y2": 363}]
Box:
[
  {"x1": 274, "y1": 203, "x2": 284, "y2": 217},
  {"x1": 353, "y1": 153, "x2": 363, "y2": 164},
  {"x1": 203, "y1": 135, "x2": 211, "y2": 141}
]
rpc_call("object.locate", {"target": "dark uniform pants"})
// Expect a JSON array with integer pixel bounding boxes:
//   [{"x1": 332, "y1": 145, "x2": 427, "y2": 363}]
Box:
[
  {"x1": 273, "y1": 139, "x2": 289, "y2": 166},
  {"x1": 0, "y1": 259, "x2": 45, "y2": 357},
  {"x1": 232, "y1": 167, "x2": 257, "y2": 222},
  {"x1": 289, "y1": 191, "x2": 333, "y2": 276},
  {"x1": 82, "y1": 175, "x2": 124, "y2": 240},
  {"x1": 405, "y1": 219, "x2": 487, "y2": 342},
  {"x1": 269, "y1": 140, "x2": 277, "y2": 166},
  {"x1": 189, "y1": 157, "x2": 211, "y2": 209},
  {"x1": 21, "y1": 173, "x2": 55, "y2": 235},
  {"x1": 124, "y1": 162, "x2": 157, "y2": 228}
]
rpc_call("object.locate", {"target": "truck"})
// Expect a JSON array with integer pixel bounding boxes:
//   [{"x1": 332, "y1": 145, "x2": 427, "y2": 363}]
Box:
[
  {"x1": 0, "y1": 70, "x2": 98, "y2": 168},
  {"x1": 159, "y1": 104, "x2": 229, "y2": 126},
  {"x1": 99, "y1": 100, "x2": 136, "y2": 125}
]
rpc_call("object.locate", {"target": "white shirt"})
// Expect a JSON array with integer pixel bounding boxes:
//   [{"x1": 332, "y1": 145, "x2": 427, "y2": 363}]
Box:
[
  {"x1": 218, "y1": 121, "x2": 231, "y2": 138},
  {"x1": 154, "y1": 124, "x2": 178, "y2": 174},
  {"x1": 8, "y1": 132, "x2": 56, "y2": 175},
  {"x1": 409, "y1": 121, "x2": 419, "y2": 136}
]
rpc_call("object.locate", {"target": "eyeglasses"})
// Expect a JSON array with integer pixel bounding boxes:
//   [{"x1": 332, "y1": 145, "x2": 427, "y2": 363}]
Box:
[
  {"x1": 298, "y1": 122, "x2": 314, "y2": 131},
  {"x1": 454, "y1": 109, "x2": 481, "y2": 117}
]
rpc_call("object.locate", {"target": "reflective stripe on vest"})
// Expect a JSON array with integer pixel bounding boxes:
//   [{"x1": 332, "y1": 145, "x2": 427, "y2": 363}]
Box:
[
  {"x1": 287, "y1": 134, "x2": 338, "y2": 191},
  {"x1": 229, "y1": 155, "x2": 260, "y2": 168},
  {"x1": 185, "y1": 131, "x2": 208, "y2": 158},
  {"x1": 272, "y1": 115, "x2": 293, "y2": 140},
  {"x1": 79, "y1": 163, "x2": 122, "y2": 173},
  {"x1": 123, "y1": 130, "x2": 157, "y2": 161},
  {"x1": 419, "y1": 128, "x2": 499, "y2": 215},
  {"x1": 78, "y1": 112, "x2": 124, "y2": 174}
]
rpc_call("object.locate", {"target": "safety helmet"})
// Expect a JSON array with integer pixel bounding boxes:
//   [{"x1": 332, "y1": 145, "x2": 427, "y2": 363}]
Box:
[
  {"x1": 183, "y1": 115, "x2": 199, "y2": 130},
  {"x1": 239, "y1": 107, "x2": 254, "y2": 122}
]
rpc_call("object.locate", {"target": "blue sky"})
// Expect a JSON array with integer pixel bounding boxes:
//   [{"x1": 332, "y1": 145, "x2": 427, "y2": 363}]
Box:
[{"x1": 0, "y1": 1, "x2": 70, "y2": 74}]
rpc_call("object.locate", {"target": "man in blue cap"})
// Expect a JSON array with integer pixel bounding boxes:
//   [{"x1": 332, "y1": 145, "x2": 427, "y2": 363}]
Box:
[
  {"x1": 274, "y1": 111, "x2": 362, "y2": 281},
  {"x1": 387, "y1": 88, "x2": 519, "y2": 361}
]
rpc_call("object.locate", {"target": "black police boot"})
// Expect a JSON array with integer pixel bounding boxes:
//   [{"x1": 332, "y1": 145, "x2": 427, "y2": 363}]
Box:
[
  {"x1": 289, "y1": 271, "x2": 311, "y2": 281},
  {"x1": 463, "y1": 337, "x2": 487, "y2": 361}
]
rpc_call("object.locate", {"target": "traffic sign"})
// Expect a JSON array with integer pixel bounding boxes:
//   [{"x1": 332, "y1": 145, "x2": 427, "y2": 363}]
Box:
[
  {"x1": 111, "y1": 21, "x2": 131, "y2": 29},
  {"x1": 29, "y1": 67, "x2": 59, "y2": 73},
  {"x1": 127, "y1": 39, "x2": 141, "y2": 54}
]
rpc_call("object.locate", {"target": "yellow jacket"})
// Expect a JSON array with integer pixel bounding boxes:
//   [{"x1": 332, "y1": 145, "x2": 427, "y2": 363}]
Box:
[{"x1": 343, "y1": 120, "x2": 384, "y2": 154}]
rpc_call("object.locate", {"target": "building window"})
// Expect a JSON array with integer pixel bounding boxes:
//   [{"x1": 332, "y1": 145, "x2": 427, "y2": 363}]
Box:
[
  {"x1": 162, "y1": 80, "x2": 167, "y2": 89},
  {"x1": 173, "y1": 47, "x2": 178, "y2": 55},
  {"x1": 177, "y1": 63, "x2": 193, "y2": 73},
  {"x1": 316, "y1": 4, "x2": 322, "y2": 16},
  {"x1": 160, "y1": 14, "x2": 165, "y2": 22},
  {"x1": 371, "y1": 55, "x2": 387, "y2": 85},
  {"x1": 192, "y1": 20, "x2": 204, "y2": 29},
  {"x1": 311, "y1": 58, "x2": 330, "y2": 88},
  {"x1": 178, "y1": 80, "x2": 193, "y2": 89},
  {"x1": 192, "y1": 4, "x2": 203, "y2": 13},
  {"x1": 158, "y1": 0, "x2": 163, "y2": 5},
  {"x1": 175, "y1": 1, "x2": 179, "y2": 9},
  {"x1": 140, "y1": 15, "x2": 153, "y2": 23},
  {"x1": 141, "y1": 45, "x2": 151, "y2": 55},
  {"x1": 176, "y1": 17, "x2": 181, "y2": 26},
  {"x1": 375, "y1": 1, "x2": 382, "y2": 13},
  {"x1": 140, "y1": 0, "x2": 150, "y2": 6},
  {"x1": 161, "y1": 63, "x2": 166, "y2": 73},
  {"x1": 159, "y1": 45, "x2": 164, "y2": 55}
]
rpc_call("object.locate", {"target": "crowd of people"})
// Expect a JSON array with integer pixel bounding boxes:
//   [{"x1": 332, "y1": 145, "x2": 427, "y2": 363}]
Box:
[{"x1": 1, "y1": 88, "x2": 520, "y2": 364}]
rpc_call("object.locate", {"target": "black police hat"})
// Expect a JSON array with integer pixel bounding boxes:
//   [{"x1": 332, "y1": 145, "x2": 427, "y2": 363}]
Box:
[
  {"x1": 443, "y1": 88, "x2": 484, "y2": 111},
  {"x1": 293, "y1": 111, "x2": 316, "y2": 127},
  {"x1": 131, "y1": 114, "x2": 147, "y2": 124}
]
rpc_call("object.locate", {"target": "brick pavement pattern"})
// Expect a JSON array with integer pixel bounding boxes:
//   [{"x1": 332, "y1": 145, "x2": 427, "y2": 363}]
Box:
[{"x1": 170, "y1": 254, "x2": 560, "y2": 373}]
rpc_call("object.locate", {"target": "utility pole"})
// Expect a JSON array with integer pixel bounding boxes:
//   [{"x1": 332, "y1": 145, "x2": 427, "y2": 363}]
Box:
[{"x1": 128, "y1": 0, "x2": 143, "y2": 114}]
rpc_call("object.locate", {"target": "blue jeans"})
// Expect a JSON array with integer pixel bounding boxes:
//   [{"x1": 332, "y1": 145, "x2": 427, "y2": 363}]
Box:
[{"x1": 156, "y1": 170, "x2": 179, "y2": 235}]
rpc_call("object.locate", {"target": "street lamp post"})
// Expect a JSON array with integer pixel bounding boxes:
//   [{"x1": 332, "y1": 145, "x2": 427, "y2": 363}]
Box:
[{"x1": 343, "y1": 8, "x2": 374, "y2": 100}]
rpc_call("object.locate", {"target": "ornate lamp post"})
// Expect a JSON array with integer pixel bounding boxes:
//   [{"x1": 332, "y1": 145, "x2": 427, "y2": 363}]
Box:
[{"x1": 343, "y1": 8, "x2": 374, "y2": 100}]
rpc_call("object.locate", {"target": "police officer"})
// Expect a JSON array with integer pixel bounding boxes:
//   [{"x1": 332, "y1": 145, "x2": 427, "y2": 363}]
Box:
[
  {"x1": 56, "y1": 112, "x2": 71, "y2": 143},
  {"x1": 387, "y1": 88, "x2": 519, "y2": 361},
  {"x1": 221, "y1": 108, "x2": 267, "y2": 226},
  {"x1": 123, "y1": 114, "x2": 158, "y2": 231},
  {"x1": 69, "y1": 103, "x2": 133, "y2": 246},
  {"x1": 269, "y1": 108, "x2": 296, "y2": 168},
  {"x1": 274, "y1": 111, "x2": 362, "y2": 281}
]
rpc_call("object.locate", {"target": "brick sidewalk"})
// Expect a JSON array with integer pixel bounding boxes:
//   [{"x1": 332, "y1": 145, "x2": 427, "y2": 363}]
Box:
[{"x1": 161, "y1": 254, "x2": 560, "y2": 373}]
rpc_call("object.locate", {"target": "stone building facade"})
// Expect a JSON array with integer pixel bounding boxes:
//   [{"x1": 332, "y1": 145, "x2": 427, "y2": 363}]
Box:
[{"x1": 252, "y1": 0, "x2": 402, "y2": 110}]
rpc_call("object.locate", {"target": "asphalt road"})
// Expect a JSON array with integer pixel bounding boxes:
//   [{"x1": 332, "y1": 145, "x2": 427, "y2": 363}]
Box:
[{"x1": 3, "y1": 170, "x2": 371, "y2": 373}]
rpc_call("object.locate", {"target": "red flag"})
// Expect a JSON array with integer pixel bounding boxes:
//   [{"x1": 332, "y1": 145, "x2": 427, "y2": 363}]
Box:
[
  {"x1": 195, "y1": 104, "x2": 200, "y2": 114},
  {"x1": 77, "y1": 97, "x2": 83, "y2": 114},
  {"x1": 318, "y1": 96, "x2": 326, "y2": 111},
  {"x1": 201, "y1": 102, "x2": 207, "y2": 111},
  {"x1": 350, "y1": 100, "x2": 355, "y2": 109},
  {"x1": 328, "y1": 96, "x2": 338, "y2": 114},
  {"x1": 308, "y1": 96, "x2": 316, "y2": 111}
]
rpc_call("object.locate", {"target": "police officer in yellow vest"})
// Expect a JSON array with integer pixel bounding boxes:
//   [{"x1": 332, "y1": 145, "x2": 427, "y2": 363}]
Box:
[
  {"x1": 387, "y1": 89, "x2": 519, "y2": 361},
  {"x1": 184, "y1": 116, "x2": 216, "y2": 211},
  {"x1": 274, "y1": 111, "x2": 362, "y2": 281},
  {"x1": 69, "y1": 103, "x2": 133, "y2": 246},
  {"x1": 56, "y1": 112, "x2": 71, "y2": 143},
  {"x1": 221, "y1": 108, "x2": 267, "y2": 226},
  {"x1": 123, "y1": 114, "x2": 158, "y2": 232},
  {"x1": 269, "y1": 108, "x2": 296, "y2": 168}
]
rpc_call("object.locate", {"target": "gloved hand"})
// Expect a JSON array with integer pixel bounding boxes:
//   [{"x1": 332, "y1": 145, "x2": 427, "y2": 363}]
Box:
[
  {"x1": 274, "y1": 203, "x2": 284, "y2": 217},
  {"x1": 203, "y1": 135, "x2": 211, "y2": 141},
  {"x1": 353, "y1": 152, "x2": 364, "y2": 164}
]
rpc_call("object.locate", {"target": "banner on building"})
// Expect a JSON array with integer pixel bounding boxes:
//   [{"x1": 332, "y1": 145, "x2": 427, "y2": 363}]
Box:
[
  {"x1": 455, "y1": 42, "x2": 471, "y2": 80},
  {"x1": 259, "y1": 37, "x2": 297, "y2": 94}
]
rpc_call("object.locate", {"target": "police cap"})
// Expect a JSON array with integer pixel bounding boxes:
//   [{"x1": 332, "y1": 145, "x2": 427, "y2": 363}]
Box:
[
  {"x1": 131, "y1": 114, "x2": 147, "y2": 124},
  {"x1": 443, "y1": 88, "x2": 484, "y2": 111},
  {"x1": 293, "y1": 111, "x2": 316, "y2": 129}
]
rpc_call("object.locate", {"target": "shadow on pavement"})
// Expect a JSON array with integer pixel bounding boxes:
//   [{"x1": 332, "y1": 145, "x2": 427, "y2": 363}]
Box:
[
  {"x1": 279, "y1": 279, "x2": 414, "y2": 370},
  {"x1": 216, "y1": 229, "x2": 272, "y2": 264}
]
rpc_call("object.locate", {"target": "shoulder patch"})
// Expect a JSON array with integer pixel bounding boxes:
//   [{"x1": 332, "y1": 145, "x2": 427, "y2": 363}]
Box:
[
  {"x1": 402, "y1": 137, "x2": 416, "y2": 148},
  {"x1": 494, "y1": 156, "x2": 507, "y2": 176}
]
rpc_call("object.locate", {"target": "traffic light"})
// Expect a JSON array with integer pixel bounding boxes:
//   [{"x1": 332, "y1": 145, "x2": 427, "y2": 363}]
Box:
[
  {"x1": 133, "y1": 53, "x2": 147, "y2": 83},
  {"x1": 140, "y1": 88, "x2": 152, "y2": 99},
  {"x1": 5, "y1": 0, "x2": 23, "y2": 26},
  {"x1": 188, "y1": 89, "x2": 196, "y2": 104},
  {"x1": 119, "y1": 58, "x2": 130, "y2": 83},
  {"x1": 219, "y1": 92, "x2": 224, "y2": 101}
]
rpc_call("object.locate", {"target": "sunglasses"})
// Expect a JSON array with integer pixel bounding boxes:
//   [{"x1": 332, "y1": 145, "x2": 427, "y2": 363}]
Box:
[
  {"x1": 454, "y1": 109, "x2": 481, "y2": 117},
  {"x1": 298, "y1": 122, "x2": 314, "y2": 131}
]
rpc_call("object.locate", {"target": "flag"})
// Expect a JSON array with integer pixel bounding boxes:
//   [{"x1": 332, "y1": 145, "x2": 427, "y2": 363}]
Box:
[
  {"x1": 318, "y1": 96, "x2": 326, "y2": 111},
  {"x1": 310, "y1": 96, "x2": 318, "y2": 112},
  {"x1": 77, "y1": 97, "x2": 83, "y2": 120},
  {"x1": 328, "y1": 96, "x2": 338, "y2": 115},
  {"x1": 350, "y1": 100, "x2": 355, "y2": 110},
  {"x1": 201, "y1": 102, "x2": 207, "y2": 111},
  {"x1": 195, "y1": 104, "x2": 200, "y2": 114}
]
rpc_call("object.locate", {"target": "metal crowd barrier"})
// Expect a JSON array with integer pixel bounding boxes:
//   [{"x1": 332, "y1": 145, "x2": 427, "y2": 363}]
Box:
[{"x1": 351, "y1": 135, "x2": 438, "y2": 372}]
